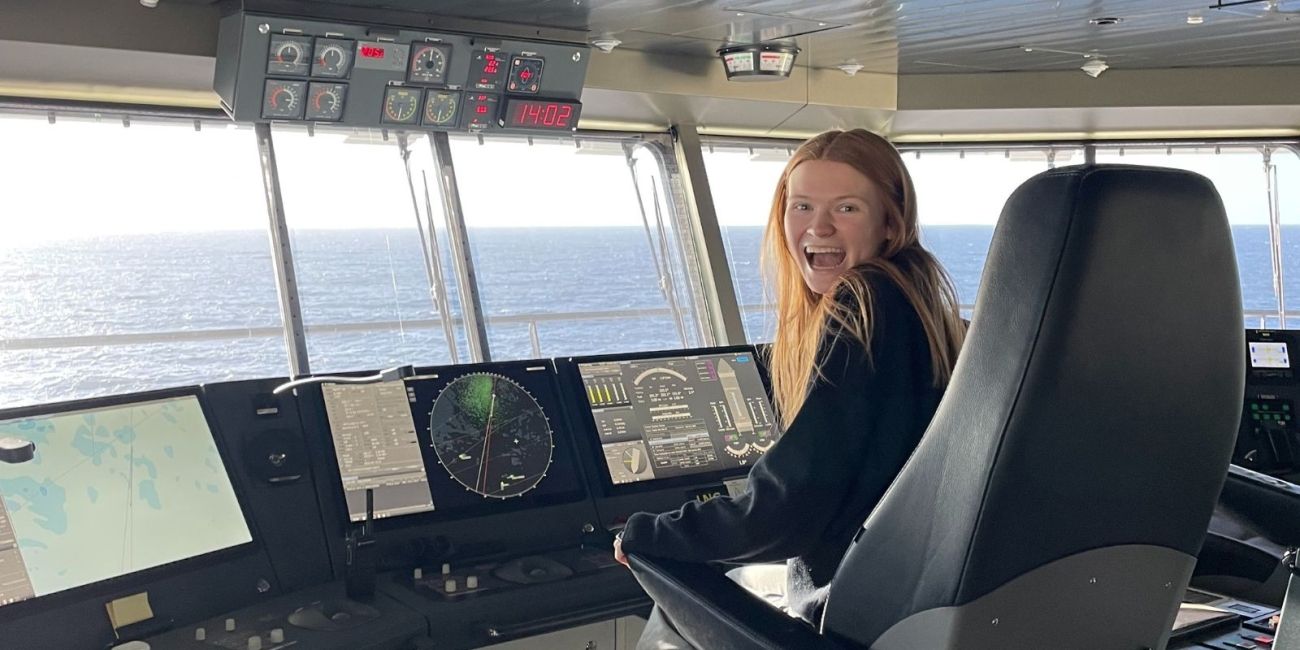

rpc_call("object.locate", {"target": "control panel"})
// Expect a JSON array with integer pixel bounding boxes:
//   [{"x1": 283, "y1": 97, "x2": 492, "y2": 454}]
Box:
[
  {"x1": 1238, "y1": 330, "x2": 1300, "y2": 475},
  {"x1": 214, "y1": 12, "x2": 588, "y2": 132}
]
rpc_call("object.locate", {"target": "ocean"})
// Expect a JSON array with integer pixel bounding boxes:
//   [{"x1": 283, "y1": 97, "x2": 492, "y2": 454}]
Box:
[{"x1": 0, "y1": 225, "x2": 1295, "y2": 409}]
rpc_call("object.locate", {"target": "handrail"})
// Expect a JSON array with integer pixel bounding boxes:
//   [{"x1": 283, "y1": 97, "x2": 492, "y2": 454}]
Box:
[{"x1": 0, "y1": 306, "x2": 1284, "y2": 352}]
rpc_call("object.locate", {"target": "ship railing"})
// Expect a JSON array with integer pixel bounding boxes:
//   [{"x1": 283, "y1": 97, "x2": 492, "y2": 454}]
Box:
[{"x1": 0, "y1": 307, "x2": 1285, "y2": 359}]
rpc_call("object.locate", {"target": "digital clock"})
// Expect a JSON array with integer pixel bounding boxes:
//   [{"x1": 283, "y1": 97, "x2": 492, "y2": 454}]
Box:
[{"x1": 502, "y1": 98, "x2": 581, "y2": 131}]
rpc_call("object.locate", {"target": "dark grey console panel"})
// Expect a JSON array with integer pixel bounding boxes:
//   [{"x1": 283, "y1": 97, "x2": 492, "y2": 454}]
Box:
[{"x1": 215, "y1": 12, "x2": 589, "y2": 132}]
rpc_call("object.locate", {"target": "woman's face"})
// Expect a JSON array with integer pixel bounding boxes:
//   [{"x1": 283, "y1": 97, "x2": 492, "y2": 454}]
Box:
[{"x1": 783, "y1": 159, "x2": 892, "y2": 295}]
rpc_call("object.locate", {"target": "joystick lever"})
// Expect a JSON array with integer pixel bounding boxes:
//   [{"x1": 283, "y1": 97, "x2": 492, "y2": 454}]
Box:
[
  {"x1": 1276, "y1": 548, "x2": 1300, "y2": 648},
  {"x1": 345, "y1": 488, "x2": 377, "y2": 602}
]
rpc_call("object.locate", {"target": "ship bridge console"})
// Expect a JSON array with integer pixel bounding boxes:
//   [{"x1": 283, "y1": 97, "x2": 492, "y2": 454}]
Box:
[{"x1": 0, "y1": 346, "x2": 776, "y2": 649}]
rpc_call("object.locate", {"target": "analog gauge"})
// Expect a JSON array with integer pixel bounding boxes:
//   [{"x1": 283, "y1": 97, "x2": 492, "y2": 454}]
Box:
[
  {"x1": 267, "y1": 35, "x2": 312, "y2": 76},
  {"x1": 305, "y1": 83, "x2": 347, "y2": 121},
  {"x1": 312, "y1": 38, "x2": 354, "y2": 78},
  {"x1": 621, "y1": 446, "x2": 648, "y2": 474},
  {"x1": 428, "y1": 373, "x2": 553, "y2": 499},
  {"x1": 422, "y1": 91, "x2": 461, "y2": 127},
  {"x1": 261, "y1": 79, "x2": 307, "y2": 120},
  {"x1": 381, "y1": 87, "x2": 421, "y2": 125},
  {"x1": 408, "y1": 43, "x2": 452, "y2": 84},
  {"x1": 507, "y1": 57, "x2": 544, "y2": 94}
]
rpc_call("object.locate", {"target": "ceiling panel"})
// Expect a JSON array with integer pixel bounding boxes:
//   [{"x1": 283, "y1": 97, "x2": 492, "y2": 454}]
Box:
[{"x1": 168, "y1": 0, "x2": 1300, "y2": 73}]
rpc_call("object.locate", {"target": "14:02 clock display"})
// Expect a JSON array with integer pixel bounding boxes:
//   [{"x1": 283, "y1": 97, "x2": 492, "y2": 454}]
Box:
[{"x1": 502, "y1": 99, "x2": 581, "y2": 130}]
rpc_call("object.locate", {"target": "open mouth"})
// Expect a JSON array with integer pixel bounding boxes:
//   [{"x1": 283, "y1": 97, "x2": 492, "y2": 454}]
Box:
[{"x1": 804, "y1": 245, "x2": 846, "y2": 270}]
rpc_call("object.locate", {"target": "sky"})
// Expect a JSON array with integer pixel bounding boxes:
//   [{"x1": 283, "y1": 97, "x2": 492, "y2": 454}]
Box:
[{"x1": 0, "y1": 112, "x2": 1297, "y2": 246}]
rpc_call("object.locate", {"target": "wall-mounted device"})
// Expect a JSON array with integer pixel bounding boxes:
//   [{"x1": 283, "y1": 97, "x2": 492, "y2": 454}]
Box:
[
  {"x1": 1238, "y1": 329, "x2": 1300, "y2": 476},
  {"x1": 214, "y1": 12, "x2": 589, "y2": 132}
]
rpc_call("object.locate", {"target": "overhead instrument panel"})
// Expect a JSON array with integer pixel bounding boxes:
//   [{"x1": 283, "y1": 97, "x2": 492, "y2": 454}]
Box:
[
  {"x1": 573, "y1": 350, "x2": 781, "y2": 488},
  {"x1": 214, "y1": 12, "x2": 588, "y2": 132}
]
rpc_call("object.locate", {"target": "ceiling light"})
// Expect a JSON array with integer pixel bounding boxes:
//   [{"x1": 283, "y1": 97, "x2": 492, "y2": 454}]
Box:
[
  {"x1": 1081, "y1": 59, "x2": 1109, "y2": 78},
  {"x1": 590, "y1": 37, "x2": 621, "y2": 53},
  {"x1": 1187, "y1": 12, "x2": 1205, "y2": 24},
  {"x1": 836, "y1": 62, "x2": 865, "y2": 76},
  {"x1": 140, "y1": 0, "x2": 159, "y2": 6}
]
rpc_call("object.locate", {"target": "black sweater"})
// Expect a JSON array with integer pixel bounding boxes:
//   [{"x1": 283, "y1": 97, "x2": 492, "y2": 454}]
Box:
[{"x1": 619, "y1": 271, "x2": 943, "y2": 622}]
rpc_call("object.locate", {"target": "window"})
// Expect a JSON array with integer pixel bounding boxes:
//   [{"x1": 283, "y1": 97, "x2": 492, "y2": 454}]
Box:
[
  {"x1": 703, "y1": 139, "x2": 1079, "y2": 338},
  {"x1": 0, "y1": 112, "x2": 284, "y2": 408},
  {"x1": 701, "y1": 139, "x2": 794, "y2": 342},
  {"x1": 1094, "y1": 144, "x2": 1297, "y2": 325},
  {"x1": 905, "y1": 147, "x2": 1083, "y2": 311},
  {"x1": 272, "y1": 126, "x2": 467, "y2": 372},
  {"x1": 447, "y1": 133, "x2": 710, "y2": 359}
]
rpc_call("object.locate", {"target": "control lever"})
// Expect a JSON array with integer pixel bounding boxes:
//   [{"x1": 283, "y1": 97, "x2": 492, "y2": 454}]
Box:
[
  {"x1": 1276, "y1": 548, "x2": 1300, "y2": 648},
  {"x1": 346, "y1": 488, "x2": 377, "y2": 602}
]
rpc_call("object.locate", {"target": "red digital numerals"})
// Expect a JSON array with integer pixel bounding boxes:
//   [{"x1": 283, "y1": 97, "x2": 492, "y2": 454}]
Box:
[{"x1": 513, "y1": 102, "x2": 573, "y2": 128}]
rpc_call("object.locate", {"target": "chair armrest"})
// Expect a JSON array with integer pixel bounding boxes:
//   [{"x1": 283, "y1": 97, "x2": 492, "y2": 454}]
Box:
[{"x1": 627, "y1": 553, "x2": 848, "y2": 650}]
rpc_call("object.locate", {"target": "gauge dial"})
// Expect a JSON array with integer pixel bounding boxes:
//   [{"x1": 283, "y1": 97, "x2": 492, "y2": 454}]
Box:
[
  {"x1": 507, "y1": 57, "x2": 544, "y2": 94},
  {"x1": 422, "y1": 91, "x2": 461, "y2": 127},
  {"x1": 267, "y1": 35, "x2": 312, "y2": 76},
  {"x1": 312, "y1": 38, "x2": 354, "y2": 78},
  {"x1": 381, "y1": 87, "x2": 421, "y2": 125},
  {"x1": 408, "y1": 44, "x2": 452, "y2": 84},
  {"x1": 428, "y1": 373, "x2": 553, "y2": 499},
  {"x1": 305, "y1": 83, "x2": 347, "y2": 121},
  {"x1": 261, "y1": 79, "x2": 307, "y2": 120}
]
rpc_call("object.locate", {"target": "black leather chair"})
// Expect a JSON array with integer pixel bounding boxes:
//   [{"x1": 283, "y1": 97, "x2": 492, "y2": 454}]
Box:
[{"x1": 628, "y1": 164, "x2": 1245, "y2": 649}]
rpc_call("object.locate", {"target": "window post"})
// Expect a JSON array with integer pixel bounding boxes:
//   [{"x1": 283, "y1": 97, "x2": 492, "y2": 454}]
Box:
[
  {"x1": 254, "y1": 123, "x2": 311, "y2": 377},
  {"x1": 672, "y1": 126, "x2": 747, "y2": 345}
]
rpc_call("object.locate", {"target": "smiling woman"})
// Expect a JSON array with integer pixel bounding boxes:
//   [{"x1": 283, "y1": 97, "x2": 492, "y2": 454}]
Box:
[
  {"x1": 618, "y1": 129, "x2": 968, "y2": 645},
  {"x1": 783, "y1": 159, "x2": 893, "y2": 295}
]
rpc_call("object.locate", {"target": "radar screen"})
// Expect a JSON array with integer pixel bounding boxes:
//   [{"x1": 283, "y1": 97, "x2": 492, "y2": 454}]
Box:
[
  {"x1": 0, "y1": 391, "x2": 254, "y2": 609},
  {"x1": 406, "y1": 361, "x2": 585, "y2": 515},
  {"x1": 575, "y1": 350, "x2": 780, "y2": 486}
]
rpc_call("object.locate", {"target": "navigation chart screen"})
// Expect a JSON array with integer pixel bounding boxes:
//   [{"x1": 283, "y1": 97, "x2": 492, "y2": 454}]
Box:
[
  {"x1": 0, "y1": 394, "x2": 252, "y2": 608},
  {"x1": 577, "y1": 351, "x2": 781, "y2": 485}
]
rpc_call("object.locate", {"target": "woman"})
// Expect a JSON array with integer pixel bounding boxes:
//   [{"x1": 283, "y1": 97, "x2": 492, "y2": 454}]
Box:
[{"x1": 614, "y1": 129, "x2": 967, "y2": 640}]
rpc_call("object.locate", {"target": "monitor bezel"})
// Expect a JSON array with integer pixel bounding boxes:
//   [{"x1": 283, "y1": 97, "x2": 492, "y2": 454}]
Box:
[
  {"x1": 0, "y1": 385, "x2": 262, "y2": 623},
  {"x1": 303, "y1": 358, "x2": 591, "y2": 534},
  {"x1": 557, "y1": 345, "x2": 776, "y2": 499}
]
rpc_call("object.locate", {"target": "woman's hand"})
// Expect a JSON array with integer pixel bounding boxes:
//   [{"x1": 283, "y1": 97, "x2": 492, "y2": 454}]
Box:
[{"x1": 614, "y1": 532, "x2": 628, "y2": 567}]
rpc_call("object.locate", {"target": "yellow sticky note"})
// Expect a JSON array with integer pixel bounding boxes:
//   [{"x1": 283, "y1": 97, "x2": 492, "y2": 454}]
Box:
[{"x1": 105, "y1": 592, "x2": 154, "y2": 630}]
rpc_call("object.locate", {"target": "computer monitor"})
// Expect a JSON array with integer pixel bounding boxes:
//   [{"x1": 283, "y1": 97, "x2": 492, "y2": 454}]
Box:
[
  {"x1": 321, "y1": 381, "x2": 436, "y2": 522},
  {"x1": 318, "y1": 360, "x2": 587, "y2": 525},
  {"x1": 1246, "y1": 329, "x2": 1296, "y2": 383},
  {"x1": 0, "y1": 390, "x2": 254, "y2": 609},
  {"x1": 572, "y1": 348, "x2": 781, "y2": 491}
]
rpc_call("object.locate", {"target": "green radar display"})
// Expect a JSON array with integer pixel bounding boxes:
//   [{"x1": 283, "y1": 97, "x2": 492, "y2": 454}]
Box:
[{"x1": 428, "y1": 373, "x2": 553, "y2": 498}]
